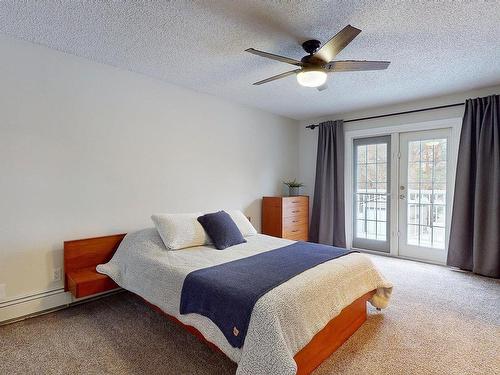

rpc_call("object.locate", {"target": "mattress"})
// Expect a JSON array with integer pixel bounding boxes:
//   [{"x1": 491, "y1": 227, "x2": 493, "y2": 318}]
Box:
[{"x1": 97, "y1": 228, "x2": 393, "y2": 375}]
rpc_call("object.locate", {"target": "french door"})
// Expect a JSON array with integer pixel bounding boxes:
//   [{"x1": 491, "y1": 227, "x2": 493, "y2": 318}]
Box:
[
  {"x1": 398, "y1": 129, "x2": 451, "y2": 263},
  {"x1": 351, "y1": 128, "x2": 453, "y2": 264}
]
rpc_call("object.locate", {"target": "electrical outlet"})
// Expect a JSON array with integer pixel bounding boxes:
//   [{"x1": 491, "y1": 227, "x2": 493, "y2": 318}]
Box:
[
  {"x1": 0, "y1": 284, "x2": 6, "y2": 299},
  {"x1": 52, "y1": 268, "x2": 62, "y2": 282}
]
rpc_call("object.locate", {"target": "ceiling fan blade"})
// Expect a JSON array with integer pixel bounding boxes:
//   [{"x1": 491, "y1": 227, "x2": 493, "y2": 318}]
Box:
[
  {"x1": 245, "y1": 48, "x2": 303, "y2": 66},
  {"x1": 326, "y1": 60, "x2": 390, "y2": 72},
  {"x1": 317, "y1": 83, "x2": 328, "y2": 92},
  {"x1": 314, "y1": 25, "x2": 362, "y2": 63},
  {"x1": 252, "y1": 69, "x2": 301, "y2": 85}
]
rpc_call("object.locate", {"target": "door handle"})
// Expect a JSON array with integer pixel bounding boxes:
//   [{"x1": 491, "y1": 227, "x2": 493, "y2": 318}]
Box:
[{"x1": 399, "y1": 185, "x2": 406, "y2": 200}]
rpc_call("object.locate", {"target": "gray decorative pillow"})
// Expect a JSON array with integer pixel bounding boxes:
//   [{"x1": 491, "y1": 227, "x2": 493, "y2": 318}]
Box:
[{"x1": 197, "y1": 211, "x2": 246, "y2": 250}]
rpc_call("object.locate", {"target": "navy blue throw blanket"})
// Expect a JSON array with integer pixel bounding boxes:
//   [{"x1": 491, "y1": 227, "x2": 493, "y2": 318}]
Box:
[{"x1": 179, "y1": 241, "x2": 356, "y2": 348}]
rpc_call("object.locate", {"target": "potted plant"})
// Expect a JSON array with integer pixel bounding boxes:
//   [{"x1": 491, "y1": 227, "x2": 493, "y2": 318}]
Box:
[{"x1": 283, "y1": 179, "x2": 304, "y2": 196}]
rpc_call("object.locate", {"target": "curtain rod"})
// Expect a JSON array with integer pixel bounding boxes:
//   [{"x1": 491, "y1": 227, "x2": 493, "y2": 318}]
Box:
[{"x1": 305, "y1": 102, "x2": 465, "y2": 129}]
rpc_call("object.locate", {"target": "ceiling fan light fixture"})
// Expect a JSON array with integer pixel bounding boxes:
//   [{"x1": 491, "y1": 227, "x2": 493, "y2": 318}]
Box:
[
  {"x1": 296, "y1": 69, "x2": 327, "y2": 88},
  {"x1": 246, "y1": 25, "x2": 389, "y2": 88}
]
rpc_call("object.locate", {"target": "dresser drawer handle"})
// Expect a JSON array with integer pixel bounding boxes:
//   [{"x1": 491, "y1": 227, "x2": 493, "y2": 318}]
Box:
[
  {"x1": 292, "y1": 220, "x2": 298, "y2": 223},
  {"x1": 292, "y1": 210, "x2": 300, "y2": 213},
  {"x1": 291, "y1": 200, "x2": 300, "y2": 203},
  {"x1": 292, "y1": 230, "x2": 299, "y2": 233}
]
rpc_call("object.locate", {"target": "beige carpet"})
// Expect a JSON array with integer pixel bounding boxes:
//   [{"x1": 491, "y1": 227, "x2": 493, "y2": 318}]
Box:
[{"x1": 1, "y1": 254, "x2": 499, "y2": 375}]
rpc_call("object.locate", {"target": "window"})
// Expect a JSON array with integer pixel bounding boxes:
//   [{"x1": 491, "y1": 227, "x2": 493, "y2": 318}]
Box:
[
  {"x1": 352, "y1": 136, "x2": 391, "y2": 252},
  {"x1": 406, "y1": 138, "x2": 447, "y2": 249}
]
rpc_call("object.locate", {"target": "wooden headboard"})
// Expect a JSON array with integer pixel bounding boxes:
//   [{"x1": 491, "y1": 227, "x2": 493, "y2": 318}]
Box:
[{"x1": 63, "y1": 233, "x2": 126, "y2": 291}]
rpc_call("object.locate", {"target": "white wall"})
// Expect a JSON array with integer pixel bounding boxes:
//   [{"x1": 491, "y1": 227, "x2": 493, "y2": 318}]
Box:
[
  {"x1": 0, "y1": 35, "x2": 300, "y2": 312},
  {"x1": 299, "y1": 85, "x2": 500, "y2": 202}
]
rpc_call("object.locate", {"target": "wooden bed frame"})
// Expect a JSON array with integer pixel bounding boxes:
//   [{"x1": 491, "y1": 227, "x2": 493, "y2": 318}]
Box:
[{"x1": 64, "y1": 234, "x2": 376, "y2": 375}]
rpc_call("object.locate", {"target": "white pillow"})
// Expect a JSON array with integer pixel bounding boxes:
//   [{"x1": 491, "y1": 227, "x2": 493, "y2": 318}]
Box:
[
  {"x1": 226, "y1": 210, "x2": 258, "y2": 237},
  {"x1": 151, "y1": 213, "x2": 210, "y2": 250}
]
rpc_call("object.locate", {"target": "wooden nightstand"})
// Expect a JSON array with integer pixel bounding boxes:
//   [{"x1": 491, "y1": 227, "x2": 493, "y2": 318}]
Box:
[
  {"x1": 262, "y1": 196, "x2": 309, "y2": 241},
  {"x1": 64, "y1": 233, "x2": 125, "y2": 298}
]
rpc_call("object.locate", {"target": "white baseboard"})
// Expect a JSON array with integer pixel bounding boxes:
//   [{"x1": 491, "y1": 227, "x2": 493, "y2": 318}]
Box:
[
  {"x1": 0, "y1": 287, "x2": 124, "y2": 325},
  {"x1": 0, "y1": 288, "x2": 72, "y2": 324}
]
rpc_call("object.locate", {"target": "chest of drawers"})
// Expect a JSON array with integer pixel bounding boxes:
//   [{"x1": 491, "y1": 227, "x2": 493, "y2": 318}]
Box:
[{"x1": 262, "y1": 196, "x2": 309, "y2": 241}]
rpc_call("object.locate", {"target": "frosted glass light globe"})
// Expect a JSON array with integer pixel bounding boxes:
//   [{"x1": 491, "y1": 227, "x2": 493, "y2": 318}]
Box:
[{"x1": 296, "y1": 70, "x2": 327, "y2": 87}]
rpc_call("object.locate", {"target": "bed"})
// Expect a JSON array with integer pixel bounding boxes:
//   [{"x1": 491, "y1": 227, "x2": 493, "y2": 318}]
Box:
[{"x1": 92, "y1": 227, "x2": 392, "y2": 375}]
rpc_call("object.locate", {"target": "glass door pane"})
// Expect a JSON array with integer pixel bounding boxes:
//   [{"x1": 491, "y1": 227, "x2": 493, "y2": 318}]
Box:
[
  {"x1": 353, "y1": 136, "x2": 391, "y2": 252},
  {"x1": 399, "y1": 129, "x2": 451, "y2": 263}
]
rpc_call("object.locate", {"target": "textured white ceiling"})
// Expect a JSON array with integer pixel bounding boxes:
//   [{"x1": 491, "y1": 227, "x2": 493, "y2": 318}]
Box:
[{"x1": 1, "y1": 1, "x2": 499, "y2": 120}]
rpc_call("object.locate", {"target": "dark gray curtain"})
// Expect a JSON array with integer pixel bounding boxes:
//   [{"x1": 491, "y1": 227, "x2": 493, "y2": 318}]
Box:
[
  {"x1": 310, "y1": 120, "x2": 346, "y2": 247},
  {"x1": 448, "y1": 95, "x2": 500, "y2": 278}
]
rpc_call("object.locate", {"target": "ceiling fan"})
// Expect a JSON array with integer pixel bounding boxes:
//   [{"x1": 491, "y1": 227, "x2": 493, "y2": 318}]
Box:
[{"x1": 245, "y1": 25, "x2": 390, "y2": 91}]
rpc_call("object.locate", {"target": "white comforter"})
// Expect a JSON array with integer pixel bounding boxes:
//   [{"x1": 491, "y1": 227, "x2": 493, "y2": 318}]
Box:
[{"x1": 97, "y1": 229, "x2": 392, "y2": 375}]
